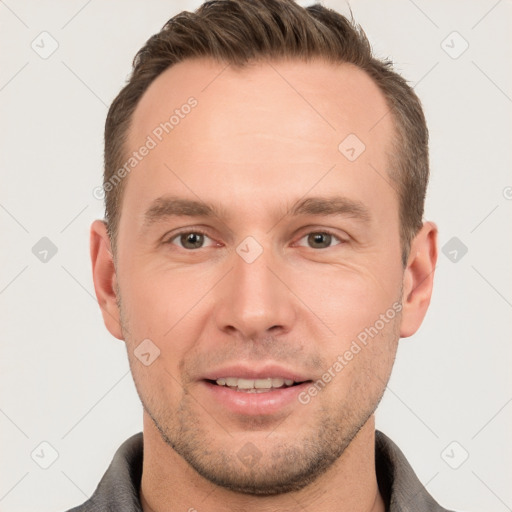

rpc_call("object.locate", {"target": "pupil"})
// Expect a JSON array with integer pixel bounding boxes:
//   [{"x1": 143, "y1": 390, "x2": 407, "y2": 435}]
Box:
[
  {"x1": 309, "y1": 233, "x2": 331, "y2": 248},
  {"x1": 182, "y1": 233, "x2": 203, "y2": 249}
]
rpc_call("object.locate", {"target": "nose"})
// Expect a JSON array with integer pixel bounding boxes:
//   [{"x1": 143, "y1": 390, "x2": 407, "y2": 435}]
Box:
[{"x1": 213, "y1": 244, "x2": 297, "y2": 341}]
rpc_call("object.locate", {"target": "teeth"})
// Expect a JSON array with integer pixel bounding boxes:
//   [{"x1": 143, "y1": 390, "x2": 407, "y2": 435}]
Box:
[
  {"x1": 237, "y1": 378, "x2": 256, "y2": 389},
  {"x1": 271, "y1": 377, "x2": 284, "y2": 388},
  {"x1": 254, "y1": 378, "x2": 272, "y2": 389},
  {"x1": 215, "y1": 377, "x2": 296, "y2": 390}
]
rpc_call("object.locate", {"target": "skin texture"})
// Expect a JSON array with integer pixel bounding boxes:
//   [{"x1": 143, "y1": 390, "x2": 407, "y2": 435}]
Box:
[{"x1": 91, "y1": 58, "x2": 438, "y2": 511}]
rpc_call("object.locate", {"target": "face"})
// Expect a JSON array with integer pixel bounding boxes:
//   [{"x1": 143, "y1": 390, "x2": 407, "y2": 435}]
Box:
[{"x1": 93, "y1": 58, "x2": 433, "y2": 495}]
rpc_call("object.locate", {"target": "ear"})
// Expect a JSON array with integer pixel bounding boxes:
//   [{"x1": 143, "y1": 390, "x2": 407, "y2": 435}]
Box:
[
  {"x1": 90, "y1": 219, "x2": 124, "y2": 340},
  {"x1": 400, "y1": 221, "x2": 438, "y2": 338}
]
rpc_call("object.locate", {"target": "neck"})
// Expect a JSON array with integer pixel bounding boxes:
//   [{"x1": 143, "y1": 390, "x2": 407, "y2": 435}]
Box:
[{"x1": 139, "y1": 413, "x2": 385, "y2": 512}]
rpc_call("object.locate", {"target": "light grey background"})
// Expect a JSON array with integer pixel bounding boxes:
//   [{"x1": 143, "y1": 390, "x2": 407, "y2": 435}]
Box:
[{"x1": 1, "y1": 1, "x2": 511, "y2": 511}]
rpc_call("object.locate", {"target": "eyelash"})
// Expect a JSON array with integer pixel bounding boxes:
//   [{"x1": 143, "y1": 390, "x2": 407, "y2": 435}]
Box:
[
  {"x1": 164, "y1": 228, "x2": 346, "y2": 250},
  {"x1": 165, "y1": 228, "x2": 216, "y2": 249},
  {"x1": 307, "y1": 230, "x2": 346, "y2": 247}
]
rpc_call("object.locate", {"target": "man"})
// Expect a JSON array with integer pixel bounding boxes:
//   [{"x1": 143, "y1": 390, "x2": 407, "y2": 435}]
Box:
[{"x1": 69, "y1": 0, "x2": 450, "y2": 510}]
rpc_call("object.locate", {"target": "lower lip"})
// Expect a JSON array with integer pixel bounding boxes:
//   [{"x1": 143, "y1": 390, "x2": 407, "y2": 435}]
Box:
[{"x1": 201, "y1": 380, "x2": 311, "y2": 416}]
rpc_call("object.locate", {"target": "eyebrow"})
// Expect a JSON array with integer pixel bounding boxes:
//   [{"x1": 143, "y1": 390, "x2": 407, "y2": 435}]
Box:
[
  {"x1": 141, "y1": 194, "x2": 371, "y2": 230},
  {"x1": 289, "y1": 196, "x2": 371, "y2": 222},
  {"x1": 142, "y1": 196, "x2": 226, "y2": 229}
]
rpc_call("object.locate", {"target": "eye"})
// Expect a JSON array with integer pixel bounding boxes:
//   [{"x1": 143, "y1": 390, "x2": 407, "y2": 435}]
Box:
[
  {"x1": 296, "y1": 231, "x2": 344, "y2": 249},
  {"x1": 166, "y1": 230, "x2": 216, "y2": 250}
]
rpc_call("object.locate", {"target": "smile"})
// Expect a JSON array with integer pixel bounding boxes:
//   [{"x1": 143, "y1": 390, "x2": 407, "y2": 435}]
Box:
[{"x1": 213, "y1": 377, "x2": 298, "y2": 392}]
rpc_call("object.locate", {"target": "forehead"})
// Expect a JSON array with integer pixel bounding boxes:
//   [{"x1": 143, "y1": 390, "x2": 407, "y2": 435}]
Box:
[
  {"x1": 129, "y1": 57, "x2": 393, "y2": 156},
  {"x1": 123, "y1": 57, "x2": 396, "y2": 222}
]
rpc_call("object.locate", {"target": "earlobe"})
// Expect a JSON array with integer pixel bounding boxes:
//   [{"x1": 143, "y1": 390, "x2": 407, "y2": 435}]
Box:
[
  {"x1": 90, "y1": 219, "x2": 124, "y2": 340},
  {"x1": 400, "y1": 221, "x2": 438, "y2": 338}
]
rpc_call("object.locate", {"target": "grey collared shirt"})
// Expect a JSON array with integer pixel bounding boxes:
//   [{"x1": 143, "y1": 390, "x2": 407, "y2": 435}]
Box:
[{"x1": 65, "y1": 430, "x2": 454, "y2": 511}]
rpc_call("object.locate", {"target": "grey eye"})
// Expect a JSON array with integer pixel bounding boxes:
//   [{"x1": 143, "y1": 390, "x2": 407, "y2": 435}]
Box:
[
  {"x1": 307, "y1": 232, "x2": 333, "y2": 249},
  {"x1": 295, "y1": 231, "x2": 345, "y2": 249},
  {"x1": 179, "y1": 232, "x2": 205, "y2": 249}
]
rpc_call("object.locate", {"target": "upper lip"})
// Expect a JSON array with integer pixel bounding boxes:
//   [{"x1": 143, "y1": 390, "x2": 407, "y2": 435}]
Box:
[{"x1": 201, "y1": 364, "x2": 311, "y2": 383}]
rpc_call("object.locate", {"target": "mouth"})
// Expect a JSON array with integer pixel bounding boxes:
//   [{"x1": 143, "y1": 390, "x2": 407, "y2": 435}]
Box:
[
  {"x1": 200, "y1": 364, "x2": 314, "y2": 415},
  {"x1": 205, "y1": 377, "x2": 310, "y2": 393}
]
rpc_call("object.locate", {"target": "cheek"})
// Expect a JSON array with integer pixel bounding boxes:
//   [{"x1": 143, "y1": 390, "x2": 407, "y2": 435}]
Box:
[
  {"x1": 119, "y1": 263, "x2": 207, "y2": 337},
  {"x1": 118, "y1": 264, "x2": 216, "y2": 392},
  {"x1": 290, "y1": 260, "x2": 402, "y2": 396},
  {"x1": 119, "y1": 270, "x2": 200, "y2": 404},
  {"x1": 292, "y1": 260, "x2": 402, "y2": 342},
  {"x1": 315, "y1": 312, "x2": 400, "y2": 414}
]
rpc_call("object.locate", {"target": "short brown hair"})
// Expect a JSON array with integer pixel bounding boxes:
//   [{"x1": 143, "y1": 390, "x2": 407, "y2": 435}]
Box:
[{"x1": 104, "y1": 0, "x2": 429, "y2": 264}]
